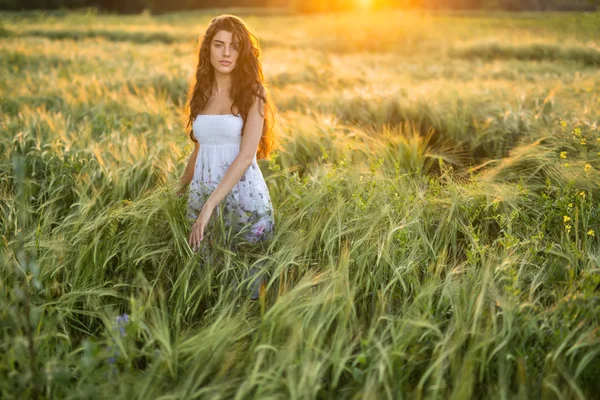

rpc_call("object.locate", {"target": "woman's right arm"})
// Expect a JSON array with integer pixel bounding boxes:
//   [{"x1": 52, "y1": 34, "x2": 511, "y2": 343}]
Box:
[{"x1": 177, "y1": 141, "x2": 200, "y2": 196}]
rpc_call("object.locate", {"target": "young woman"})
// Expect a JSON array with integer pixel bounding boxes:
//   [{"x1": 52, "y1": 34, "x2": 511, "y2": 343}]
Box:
[{"x1": 177, "y1": 15, "x2": 276, "y2": 297}]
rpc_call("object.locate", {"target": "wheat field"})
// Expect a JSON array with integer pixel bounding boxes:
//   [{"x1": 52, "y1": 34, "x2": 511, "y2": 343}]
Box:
[{"x1": 2, "y1": 8, "x2": 600, "y2": 399}]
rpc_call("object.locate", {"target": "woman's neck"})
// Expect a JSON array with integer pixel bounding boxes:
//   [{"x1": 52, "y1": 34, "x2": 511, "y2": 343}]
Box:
[{"x1": 213, "y1": 73, "x2": 232, "y2": 96}]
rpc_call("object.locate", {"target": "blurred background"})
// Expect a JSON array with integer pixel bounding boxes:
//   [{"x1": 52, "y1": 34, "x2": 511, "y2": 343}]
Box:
[{"x1": 1, "y1": 0, "x2": 599, "y2": 14}]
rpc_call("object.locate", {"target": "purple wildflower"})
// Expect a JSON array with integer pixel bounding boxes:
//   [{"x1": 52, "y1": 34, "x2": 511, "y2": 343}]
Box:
[
  {"x1": 253, "y1": 223, "x2": 265, "y2": 237},
  {"x1": 113, "y1": 313, "x2": 129, "y2": 337},
  {"x1": 116, "y1": 313, "x2": 129, "y2": 325}
]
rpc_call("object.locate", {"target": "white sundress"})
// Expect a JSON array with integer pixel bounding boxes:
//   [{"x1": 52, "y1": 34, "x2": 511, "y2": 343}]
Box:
[{"x1": 186, "y1": 113, "x2": 275, "y2": 246}]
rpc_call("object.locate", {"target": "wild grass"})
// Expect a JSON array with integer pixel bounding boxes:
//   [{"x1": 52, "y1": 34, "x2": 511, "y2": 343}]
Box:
[{"x1": 2, "y1": 7, "x2": 600, "y2": 400}]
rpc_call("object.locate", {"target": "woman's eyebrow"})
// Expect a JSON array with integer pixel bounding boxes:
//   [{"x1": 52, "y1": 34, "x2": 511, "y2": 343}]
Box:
[{"x1": 213, "y1": 39, "x2": 240, "y2": 45}]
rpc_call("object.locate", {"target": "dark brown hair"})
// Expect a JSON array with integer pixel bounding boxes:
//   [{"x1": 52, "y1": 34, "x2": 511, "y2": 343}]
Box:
[{"x1": 185, "y1": 14, "x2": 275, "y2": 160}]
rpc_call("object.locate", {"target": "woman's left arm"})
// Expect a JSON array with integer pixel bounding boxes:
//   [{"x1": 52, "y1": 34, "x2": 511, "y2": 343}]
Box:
[{"x1": 189, "y1": 91, "x2": 265, "y2": 248}]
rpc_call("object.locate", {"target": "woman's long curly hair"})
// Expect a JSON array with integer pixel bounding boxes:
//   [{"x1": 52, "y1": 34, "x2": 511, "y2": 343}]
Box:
[{"x1": 185, "y1": 14, "x2": 275, "y2": 160}]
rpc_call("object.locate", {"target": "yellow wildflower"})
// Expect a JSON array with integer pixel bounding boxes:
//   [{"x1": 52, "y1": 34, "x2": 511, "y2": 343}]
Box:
[
  {"x1": 560, "y1": 151, "x2": 567, "y2": 159},
  {"x1": 579, "y1": 191, "x2": 586, "y2": 198},
  {"x1": 560, "y1": 121, "x2": 567, "y2": 127},
  {"x1": 585, "y1": 163, "x2": 592, "y2": 174},
  {"x1": 580, "y1": 138, "x2": 586, "y2": 145},
  {"x1": 564, "y1": 215, "x2": 571, "y2": 223},
  {"x1": 565, "y1": 224, "x2": 572, "y2": 233},
  {"x1": 564, "y1": 163, "x2": 569, "y2": 167},
  {"x1": 588, "y1": 229, "x2": 595, "y2": 237},
  {"x1": 568, "y1": 203, "x2": 573, "y2": 208}
]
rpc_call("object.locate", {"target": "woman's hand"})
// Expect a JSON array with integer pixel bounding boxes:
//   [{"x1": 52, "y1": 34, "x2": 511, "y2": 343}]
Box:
[{"x1": 188, "y1": 203, "x2": 215, "y2": 252}]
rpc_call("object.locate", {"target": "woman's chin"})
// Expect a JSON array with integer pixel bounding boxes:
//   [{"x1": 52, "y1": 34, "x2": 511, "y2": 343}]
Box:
[{"x1": 215, "y1": 64, "x2": 235, "y2": 73}]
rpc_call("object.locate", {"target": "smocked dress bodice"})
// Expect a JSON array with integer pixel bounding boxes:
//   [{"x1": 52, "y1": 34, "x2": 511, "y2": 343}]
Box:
[{"x1": 194, "y1": 113, "x2": 244, "y2": 146}]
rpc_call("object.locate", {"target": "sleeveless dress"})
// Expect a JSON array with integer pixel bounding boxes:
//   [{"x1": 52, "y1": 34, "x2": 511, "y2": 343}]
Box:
[{"x1": 186, "y1": 113, "x2": 275, "y2": 247}]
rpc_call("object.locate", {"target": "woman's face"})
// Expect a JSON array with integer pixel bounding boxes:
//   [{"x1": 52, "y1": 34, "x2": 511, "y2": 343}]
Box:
[{"x1": 210, "y1": 30, "x2": 240, "y2": 74}]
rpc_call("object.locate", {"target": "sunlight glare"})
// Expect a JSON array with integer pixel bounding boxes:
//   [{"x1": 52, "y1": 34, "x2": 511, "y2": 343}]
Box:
[{"x1": 357, "y1": 0, "x2": 371, "y2": 10}]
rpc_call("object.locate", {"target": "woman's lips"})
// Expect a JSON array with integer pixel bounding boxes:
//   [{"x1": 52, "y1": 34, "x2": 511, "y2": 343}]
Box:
[{"x1": 220, "y1": 61, "x2": 231, "y2": 66}]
